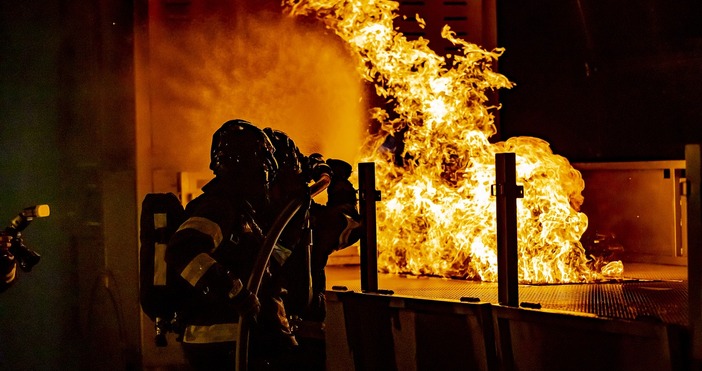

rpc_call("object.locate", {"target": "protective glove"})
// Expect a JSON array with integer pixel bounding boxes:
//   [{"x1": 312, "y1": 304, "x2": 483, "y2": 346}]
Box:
[
  {"x1": 307, "y1": 153, "x2": 333, "y2": 182},
  {"x1": 0, "y1": 233, "x2": 11, "y2": 251},
  {"x1": 326, "y1": 159, "x2": 358, "y2": 207},
  {"x1": 0, "y1": 249, "x2": 16, "y2": 279},
  {"x1": 0, "y1": 236, "x2": 17, "y2": 291},
  {"x1": 228, "y1": 278, "x2": 261, "y2": 318},
  {"x1": 326, "y1": 158, "x2": 352, "y2": 180}
]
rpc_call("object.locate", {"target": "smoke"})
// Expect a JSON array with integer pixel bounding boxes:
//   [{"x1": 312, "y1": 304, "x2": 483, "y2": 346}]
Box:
[{"x1": 148, "y1": 8, "x2": 366, "y2": 174}]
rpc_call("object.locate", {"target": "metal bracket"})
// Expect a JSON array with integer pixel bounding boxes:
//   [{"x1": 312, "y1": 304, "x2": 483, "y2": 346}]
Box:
[{"x1": 491, "y1": 184, "x2": 524, "y2": 198}]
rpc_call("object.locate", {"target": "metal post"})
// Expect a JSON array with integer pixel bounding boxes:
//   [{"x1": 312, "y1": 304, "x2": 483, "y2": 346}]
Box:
[
  {"x1": 494, "y1": 153, "x2": 522, "y2": 307},
  {"x1": 685, "y1": 144, "x2": 702, "y2": 367},
  {"x1": 358, "y1": 162, "x2": 379, "y2": 293}
]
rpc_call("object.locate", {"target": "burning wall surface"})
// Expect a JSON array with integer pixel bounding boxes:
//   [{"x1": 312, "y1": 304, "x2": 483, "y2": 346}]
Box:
[{"x1": 286, "y1": 0, "x2": 616, "y2": 283}]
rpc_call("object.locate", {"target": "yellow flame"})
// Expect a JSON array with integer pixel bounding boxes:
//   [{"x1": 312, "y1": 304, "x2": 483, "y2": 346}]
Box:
[{"x1": 286, "y1": 0, "x2": 607, "y2": 283}]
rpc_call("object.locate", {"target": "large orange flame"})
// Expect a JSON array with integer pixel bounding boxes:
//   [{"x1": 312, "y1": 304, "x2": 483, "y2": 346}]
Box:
[{"x1": 286, "y1": 0, "x2": 618, "y2": 283}]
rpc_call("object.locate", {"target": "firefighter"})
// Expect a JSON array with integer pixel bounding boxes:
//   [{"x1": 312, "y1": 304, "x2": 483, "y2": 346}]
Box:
[
  {"x1": 291, "y1": 157, "x2": 362, "y2": 370},
  {"x1": 165, "y1": 119, "x2": 291, "y2": 370},
  {"x1": 0, "y1": 232, "x2": 16, "y2": 293},
  {"x1": 259, "y1": 128, "x2": 329, "y2": 369},
  {"x1": 262, "y1": 128, "x2": 362, "y2": 370},
  {"x1": 308, "y1": 157, "x2": 362, "y2": 319},
  {"x1": 262, "y1": 127, "x2": 315, "y2": 274}
]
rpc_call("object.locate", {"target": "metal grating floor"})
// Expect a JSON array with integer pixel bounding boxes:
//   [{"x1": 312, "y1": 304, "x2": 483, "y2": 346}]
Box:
[{"x1": 326, "y1": 262, "x2": 689, "y2": 326}]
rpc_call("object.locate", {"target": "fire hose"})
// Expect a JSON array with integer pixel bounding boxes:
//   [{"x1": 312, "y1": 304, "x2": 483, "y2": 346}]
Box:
[{"x1": 236, "y1": 173, "x2": 331, "y2": 371}]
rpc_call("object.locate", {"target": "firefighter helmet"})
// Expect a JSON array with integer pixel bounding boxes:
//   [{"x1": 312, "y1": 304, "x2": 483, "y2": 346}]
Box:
[
  {"x1": 263, "y1": 128, "x2": 302, "y2": 177},
  {"x1": 209, "y1": 119, "x2": 278, "y2": 186}
]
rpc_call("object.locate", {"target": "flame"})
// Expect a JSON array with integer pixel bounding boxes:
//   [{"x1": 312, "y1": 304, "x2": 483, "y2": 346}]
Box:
[{"x1": 286, "y1": 0, "x2": 611, "y2": 283}]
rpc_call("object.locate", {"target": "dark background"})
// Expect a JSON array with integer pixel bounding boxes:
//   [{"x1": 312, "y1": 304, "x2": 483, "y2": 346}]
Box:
[
  {"x1": 497, "y1": 0, "x2": 702, "y2": 162},
  {"x1": 1, "y1": 1, "x2": 138, "y2": 369}
]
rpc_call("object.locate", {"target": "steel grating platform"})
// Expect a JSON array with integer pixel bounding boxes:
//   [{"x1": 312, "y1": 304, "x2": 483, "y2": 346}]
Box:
[{"x1": 326, "y1": 262, "x2": 689, "y2": 326}]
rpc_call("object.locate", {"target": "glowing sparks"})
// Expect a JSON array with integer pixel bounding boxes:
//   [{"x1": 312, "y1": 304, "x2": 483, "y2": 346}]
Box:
[{"x1": 286, "y1": 0, "x2": 614, "y2": 283}]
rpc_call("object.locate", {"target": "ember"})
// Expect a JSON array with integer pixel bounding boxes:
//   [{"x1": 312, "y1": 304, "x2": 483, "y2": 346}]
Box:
[{"x1": 286, "y1": 0, "x2": 619, "y2": 283}]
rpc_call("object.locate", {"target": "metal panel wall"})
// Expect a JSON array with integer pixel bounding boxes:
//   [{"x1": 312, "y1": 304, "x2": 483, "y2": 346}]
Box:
[
  {"x1": 574, "y1": 161, "x2": 687, "y2": 265},
  {"x1": 325, "y1": 290, "x2": 689, "y2": 371}
]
